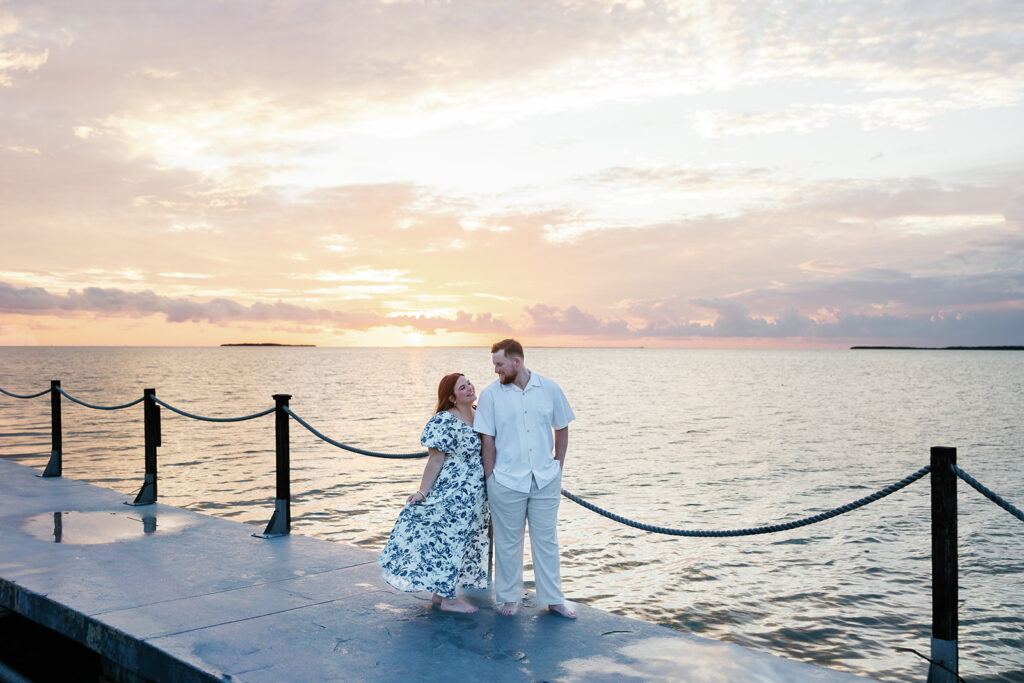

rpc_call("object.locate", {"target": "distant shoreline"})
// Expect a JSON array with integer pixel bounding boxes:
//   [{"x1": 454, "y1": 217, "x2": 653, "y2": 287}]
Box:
[
  {"x1": 220, "y1": 343, "x2": 316, "y2": 347},
  {"x1": 851, "y1": 345, "x2": 1024, "y2": 350}
]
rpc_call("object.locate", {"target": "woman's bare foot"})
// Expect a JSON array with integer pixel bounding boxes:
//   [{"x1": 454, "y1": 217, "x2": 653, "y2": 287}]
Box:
[
  {"x1": 439, "y1": 597, "x2": 478, "y2": 613},
  {"x1": 431, "y1": 594, "x2": 442, "y2": 606},
  {"x1": 498, "y1": 601, "x2": 518, "y2": 616},
  {"x1": 547, "y1": 603, "x2": 577, "y2": 619}
]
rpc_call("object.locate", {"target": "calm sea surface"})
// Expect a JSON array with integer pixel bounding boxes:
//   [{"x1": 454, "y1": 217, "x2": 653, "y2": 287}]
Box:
[{"x1": 1, "y1": 347, "x2": 1022, "y2": 681}]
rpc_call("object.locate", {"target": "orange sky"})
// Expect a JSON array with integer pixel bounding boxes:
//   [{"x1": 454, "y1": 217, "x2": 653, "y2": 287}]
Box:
[{"x1": 2, "y1": 1, "x2": 1023, "y2": 347}]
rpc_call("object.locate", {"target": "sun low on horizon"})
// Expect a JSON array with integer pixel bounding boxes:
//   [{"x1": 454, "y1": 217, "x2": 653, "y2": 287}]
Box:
[{"x1": 2, "y1": 0, "x2": 1023, "y2": 349}]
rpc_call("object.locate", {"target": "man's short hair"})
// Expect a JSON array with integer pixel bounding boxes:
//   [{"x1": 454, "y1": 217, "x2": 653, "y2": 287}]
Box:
[{"x1": 491, "y1": 338, "x2": 524, "y2": 359}]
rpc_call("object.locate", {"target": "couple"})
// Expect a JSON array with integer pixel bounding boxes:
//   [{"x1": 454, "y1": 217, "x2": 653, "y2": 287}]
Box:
[{"x1": 377, "y1": 339, "x2": 577, "y2": 619}]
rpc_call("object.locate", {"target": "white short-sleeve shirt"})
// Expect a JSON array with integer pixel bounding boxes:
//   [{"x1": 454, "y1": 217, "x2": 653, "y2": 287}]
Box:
[{"x1": 473, "y1": 370, "x2": 575, "y2": 494}]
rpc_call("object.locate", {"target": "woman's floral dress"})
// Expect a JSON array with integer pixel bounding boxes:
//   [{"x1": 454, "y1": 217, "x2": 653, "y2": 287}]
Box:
[{"x1": 378, "y1": 411, "x2": 489, "y2": 599}]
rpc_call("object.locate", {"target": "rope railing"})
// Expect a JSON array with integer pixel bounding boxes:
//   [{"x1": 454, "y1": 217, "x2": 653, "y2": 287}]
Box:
[
  {"x1": 0, "y1": 386, "x2": 50, "y2": 399},
  {"x1": 152, "y1": 396, "x2": 275, "y2": 423},
  {"x1": 3, "y1": 380, "x2": 1021, "y2": 682},
  {"x1": 284, "y1": 406, "x2": 428, "y2": 459},
  {"x1": 560, "y1": 464, "x2": 933, "y2": 536},
  {"x1": 56, "y1": 386, "x2": 144, "y2": 411},
  {"x1": 3, "y1": 383, "x2": 1020, "y2": 533},
  {"x1": 2, "y1": 382, "x2": 1020, "y2": 530},
  {"x1": 952, "y1": 464, "x2": 1024, "y2": 524}
]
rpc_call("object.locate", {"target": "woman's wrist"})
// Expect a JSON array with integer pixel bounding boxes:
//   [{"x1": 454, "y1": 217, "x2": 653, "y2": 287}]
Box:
[{"x1": 417, "y1": 489, "x2": 428, "y2": 500}]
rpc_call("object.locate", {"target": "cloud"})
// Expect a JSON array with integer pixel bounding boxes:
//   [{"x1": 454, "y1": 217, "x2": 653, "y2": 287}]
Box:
[
  {"x1": 524, "y1": 303, "x2": 631, "y2": 336},
  {"x1": 5, "y1": 0, "x2": 1020, "y2": 189},
  {"x1": 0, "y1": 282, "x2": 354, "y2": 325},
  {"x1": 402, "y1": 310, "x2": 514, "y2": 335},
  {"x1": 2, "y1": 272, "x2": 1022, "y2": 345},
  {"x1": 1, "y1": 1, "x2": 1023, "y2": 348},
  {"x1": 0, "y1": 5, "x2": 49, "y2": 87},
  {"x1": 693, "y1": 97, "x2": 966, "y2": 137},
  {"x1": 522, "y1": 299, "x2": 1024, "y2": 346},
  {"x1": 0, "y1": 282, "x2": 511, "y2": 334}
]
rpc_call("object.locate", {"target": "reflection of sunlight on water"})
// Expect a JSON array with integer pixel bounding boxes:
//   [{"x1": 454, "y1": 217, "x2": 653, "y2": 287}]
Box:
[{"x1": 2, "y1": 347, "x2": 1023, "y2": 681}]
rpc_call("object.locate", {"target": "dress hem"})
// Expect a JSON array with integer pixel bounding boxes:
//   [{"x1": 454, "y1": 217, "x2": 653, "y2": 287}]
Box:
[{"x1": 379, "y1": 568, "x2": 488, "y2": 600}]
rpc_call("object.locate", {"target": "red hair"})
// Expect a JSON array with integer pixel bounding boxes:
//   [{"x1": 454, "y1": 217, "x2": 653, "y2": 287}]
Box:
[{"x1": 434, "y1": 373, "x2": 466, "y2": 414}]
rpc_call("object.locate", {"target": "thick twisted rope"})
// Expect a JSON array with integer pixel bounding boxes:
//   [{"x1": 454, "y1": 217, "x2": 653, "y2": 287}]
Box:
[
  {"x1": 152, "y1": 396, "x2": 275, "y2": 423},
  {"x1": 561, "y1": 465, "x2": 932, "y2": 536},
  {"x1": 56, "y1": 386, "x2": 145, "y2": 411},
  {"x1": 952, "y1": 464, "x2": 1024, "y2": 524},
  {"x1": 0, "y1": 386, "x2": 50, "y2": 399},
  {"x1": 284, "y1": 406, "x2": 428, "y2": 459}
]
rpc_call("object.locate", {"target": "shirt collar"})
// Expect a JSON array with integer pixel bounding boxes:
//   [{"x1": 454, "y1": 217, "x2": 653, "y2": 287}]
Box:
[{"x1": 500, "y1": 370, "x2": 540, "y2": 391}]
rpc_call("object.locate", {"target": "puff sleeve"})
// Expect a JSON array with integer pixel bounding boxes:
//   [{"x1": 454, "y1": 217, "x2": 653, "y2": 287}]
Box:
[{"x1": 420, "y1": 412, "x2": 456, "y2": 454}]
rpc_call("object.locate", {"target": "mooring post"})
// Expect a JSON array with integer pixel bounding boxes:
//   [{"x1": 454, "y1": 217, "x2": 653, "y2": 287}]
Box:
[
  {"x1": 40, "y1": 380, "x2": 63, "y2": 477},
  {"x1": 129, "y1": 388, "x2": 160, "y2": 506},
  {"x1": 257, "y1": 394, "x2": 292, "y2": 538},
  {"x1": 928, "y1": 446, "x2": 958, "y2": 683}
]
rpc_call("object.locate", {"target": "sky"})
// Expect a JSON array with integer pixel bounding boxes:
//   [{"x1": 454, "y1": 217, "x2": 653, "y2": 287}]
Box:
[{"x1": 2, "y1": 0, "x2": 1023, "y2": 348}]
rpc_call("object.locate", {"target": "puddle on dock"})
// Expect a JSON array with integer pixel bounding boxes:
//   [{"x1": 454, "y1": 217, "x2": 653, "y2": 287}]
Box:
[
  {"x1": 561, "y1": 636, "x2": 813, "y2": 681},
  {"x1": 22, "y1": 510, "x2": 195, "y2": 545}
]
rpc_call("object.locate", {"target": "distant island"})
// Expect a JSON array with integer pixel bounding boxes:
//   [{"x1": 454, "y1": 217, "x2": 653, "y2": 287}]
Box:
[
  {"x1": 851, "y1": 346, "x2": 1023, "y2": 350},
  {"x1": 221, "y1": 343, "x2": 316, "y2": 347}
]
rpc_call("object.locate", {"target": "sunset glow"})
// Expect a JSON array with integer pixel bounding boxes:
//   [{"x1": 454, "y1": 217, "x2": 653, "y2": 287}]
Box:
[{"x1": 2, "y1": 1, "x2": 1023, "y2": 347}]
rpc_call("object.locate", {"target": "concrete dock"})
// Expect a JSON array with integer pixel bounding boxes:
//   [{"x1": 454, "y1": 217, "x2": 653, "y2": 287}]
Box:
[{"x1": 0, "y1": 459, "x2": 872, "y2": 682}]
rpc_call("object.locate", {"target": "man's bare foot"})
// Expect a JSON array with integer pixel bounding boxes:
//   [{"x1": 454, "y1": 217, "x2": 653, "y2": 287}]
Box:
[
  {"x1": 439, "y1": 597, "x2": 478, "y2": 613},
  {"x1": 498, "y1": 601, "x2": 518, "y2": 616},
  {"x1": 547, "y1": 603, "x2": 577, "y2": 619},
  {"x1": 431, "y1": 594, "x2": 442, "y2": 606}
]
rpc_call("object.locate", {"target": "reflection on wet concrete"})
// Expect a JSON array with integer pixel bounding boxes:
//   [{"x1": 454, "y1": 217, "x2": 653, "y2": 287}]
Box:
[
  {"x1": 559, "y1": 636, "x2": 858, "y2": 682},
  {"x1": 22, "y1": 510, "x2": 194, "y2": 545}
]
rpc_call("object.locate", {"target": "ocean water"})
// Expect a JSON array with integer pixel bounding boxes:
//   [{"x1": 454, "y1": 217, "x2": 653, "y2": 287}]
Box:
[{"x1": 1, "y1": 346, "x2": 1022, "y2": 681}]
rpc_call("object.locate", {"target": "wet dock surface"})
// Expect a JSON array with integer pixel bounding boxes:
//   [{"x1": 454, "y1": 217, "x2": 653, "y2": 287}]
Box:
[{"x1": 0, "y1": 459, "x2": 872, "y2": 681}]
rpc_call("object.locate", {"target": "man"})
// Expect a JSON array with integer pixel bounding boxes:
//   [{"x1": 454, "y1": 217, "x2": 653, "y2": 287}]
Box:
[{"x1": 473, "y1": 339, "x2": 577, "y2": 618}]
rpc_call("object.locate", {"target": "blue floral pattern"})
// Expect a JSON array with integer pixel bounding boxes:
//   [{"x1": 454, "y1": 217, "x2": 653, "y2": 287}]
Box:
[{"x1": 378, "y1": 411, "x2": 489, "y2": 599}]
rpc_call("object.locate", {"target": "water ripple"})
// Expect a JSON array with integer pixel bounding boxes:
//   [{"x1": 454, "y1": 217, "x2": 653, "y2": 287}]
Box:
[{"x1": 3, "y1": 347, "x2": 1023, "y2": 681}]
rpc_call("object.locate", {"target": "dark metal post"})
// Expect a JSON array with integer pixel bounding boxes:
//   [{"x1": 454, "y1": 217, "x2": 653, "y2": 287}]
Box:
[
  {"x1": 129, "y1": 388, "x2": 160, "y2": 506},
  {"x1": 928, "y1": 446, "x2": 958, "y2": 683},
  {"x1": 41, "y1": 380, "x2": 62, "y2": 477},
  {"x1": 488, "y1": 520, "x2": 494, "y2": 581},
  {"x1": 257, "y1": 394, "x2": 292, "y2": 538}
]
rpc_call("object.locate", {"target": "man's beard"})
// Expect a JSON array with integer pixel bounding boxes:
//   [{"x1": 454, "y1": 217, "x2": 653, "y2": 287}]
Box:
[{"x1": 499, "y1": 367, "x2": 519, "y2": 385}]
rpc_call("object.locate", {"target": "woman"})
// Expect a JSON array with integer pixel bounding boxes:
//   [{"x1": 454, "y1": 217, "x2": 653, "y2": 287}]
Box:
[{"x1": 377, "y1": 373, "x2": 489, "y2": 613}]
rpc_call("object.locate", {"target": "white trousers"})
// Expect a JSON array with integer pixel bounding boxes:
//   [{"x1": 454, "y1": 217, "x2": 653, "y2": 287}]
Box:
[{"x1": 486, "y1": 471, "x2": 564, "y2": 606}]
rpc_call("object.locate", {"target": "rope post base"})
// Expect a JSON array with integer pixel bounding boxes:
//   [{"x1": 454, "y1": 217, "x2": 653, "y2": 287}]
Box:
[
  {"x1": 254, "y1": 498, "x2": 290, "y2": 538},
  {"x1": 40, "y1": 450, "x2": 62, "y2": 478},
  {"x1": 40, "y1": 380, "x2": 63, "y2": 478},
  {"x1": 927, "y1": 638, "x2": 958, "y2": 683},
  {"x1": 129, "y1": 472, "x2": 157, "y2": 507}
]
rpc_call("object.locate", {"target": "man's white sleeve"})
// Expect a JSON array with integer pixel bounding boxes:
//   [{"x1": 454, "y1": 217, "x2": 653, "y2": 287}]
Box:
[
  {"x1": 473, "y1": 387, "x2": 496, "y2": 436},
  {"x1": 551, "y1": 384, "x2": 575, "y2": 430}
]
